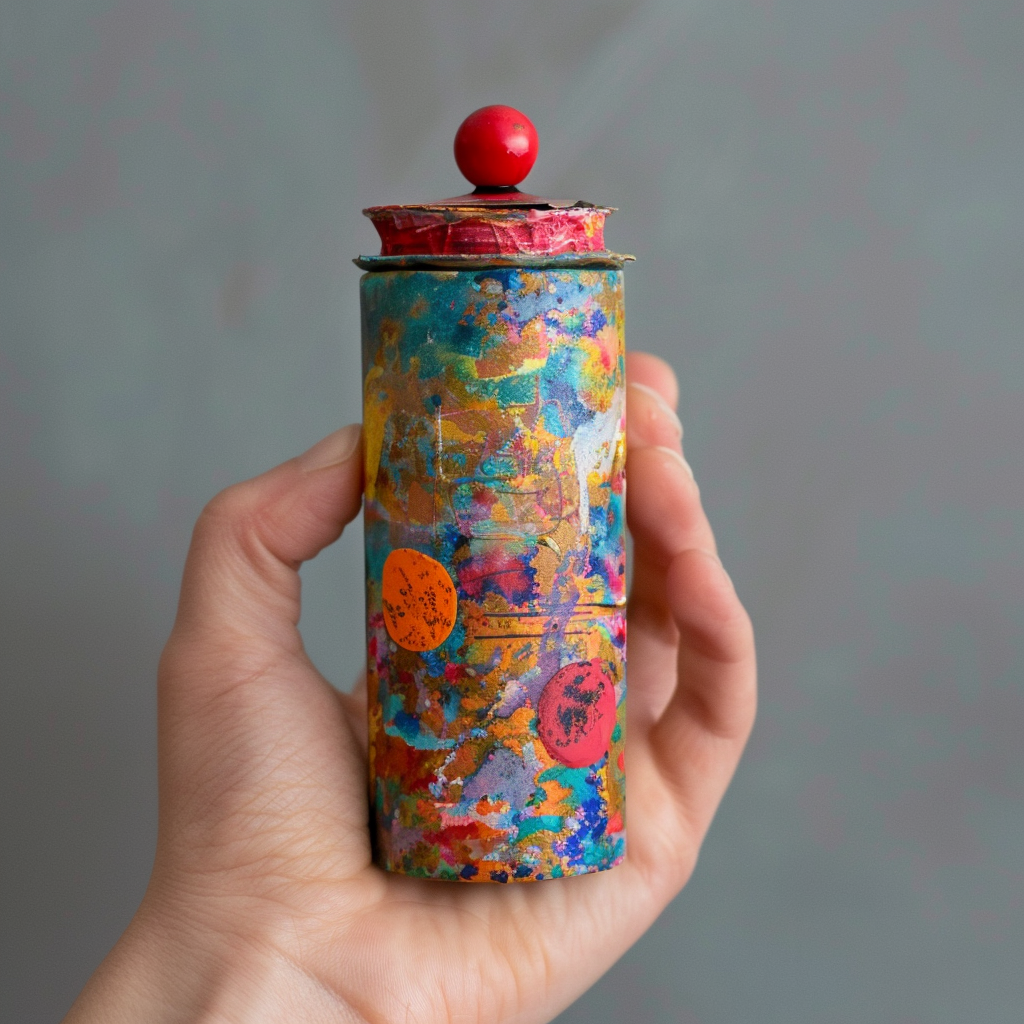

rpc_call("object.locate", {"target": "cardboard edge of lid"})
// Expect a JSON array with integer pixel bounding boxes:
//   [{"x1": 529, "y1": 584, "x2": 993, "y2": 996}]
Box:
[
  {"x1": 363, "y1": 195, "x2": 616, "y2": 213},
  {"x1": 354, "y1": 252, "x2": 634, "y2": 271}
]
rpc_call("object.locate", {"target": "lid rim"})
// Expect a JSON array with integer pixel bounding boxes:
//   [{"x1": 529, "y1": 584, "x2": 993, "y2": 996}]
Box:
[
  {"x1": 365, "y1": 203, "x2": 614, "y2": 259},
  {"x1": 363, "y1": 200, "x2": 614, "y2": 214},
  {"x1": 355, "y1": 252, "x2": 633, "y2": 271}
]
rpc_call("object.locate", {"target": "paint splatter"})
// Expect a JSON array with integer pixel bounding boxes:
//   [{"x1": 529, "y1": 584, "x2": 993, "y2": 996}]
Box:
[
  {"x1": 362, "y1": 267, "x2": 627, "y2": 881},
  {"x1": 382, "y1": 548, "x2": 458, "y2": 651},
  {"x1": 537, "y1": 660, "x2": 616, "y2": 768}
]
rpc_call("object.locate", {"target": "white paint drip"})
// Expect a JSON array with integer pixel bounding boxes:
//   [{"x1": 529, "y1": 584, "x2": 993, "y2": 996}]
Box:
[{"x1": 570, "y1": 387, "x2": 625, "y2": 536}]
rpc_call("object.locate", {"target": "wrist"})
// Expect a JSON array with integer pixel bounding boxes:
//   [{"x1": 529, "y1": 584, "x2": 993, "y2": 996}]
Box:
[
  {"x1": 62, "y1": 888, "x2": 229, "y2": 1024},
  {"x1": 63, "y1": 888, "x2": 365, "y2": 1024}
]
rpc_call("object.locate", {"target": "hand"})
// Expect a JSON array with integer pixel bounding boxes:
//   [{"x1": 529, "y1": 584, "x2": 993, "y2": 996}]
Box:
[{"x1": 65, "y1": 352, "x2": 756, "y2": 1024}]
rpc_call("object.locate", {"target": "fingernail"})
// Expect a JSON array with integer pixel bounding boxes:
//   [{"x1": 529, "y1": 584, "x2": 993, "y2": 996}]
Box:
[
  {"x1": 629, "y1": 382, "x2": 683, "y2": 438},
  {"x1": 298, "y1": 423, "x2": 362, "y2": 472},
  {"x1": 653, "y1": 445, "x2": 696, "y2": 482}
]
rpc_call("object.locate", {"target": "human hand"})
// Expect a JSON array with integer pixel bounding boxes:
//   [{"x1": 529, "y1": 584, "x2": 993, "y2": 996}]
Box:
[{"x1": 65, "y1": 351, "x2": 755, "y2": 1024}]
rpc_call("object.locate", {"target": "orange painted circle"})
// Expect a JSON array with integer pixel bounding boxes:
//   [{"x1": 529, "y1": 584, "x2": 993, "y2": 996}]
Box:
[{"x1": 382, "y1": 548, "x2": 458, "y2": 652}]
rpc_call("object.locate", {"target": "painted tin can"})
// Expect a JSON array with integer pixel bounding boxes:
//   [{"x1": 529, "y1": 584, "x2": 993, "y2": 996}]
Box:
[{"x1": 358, "y1": 110, "x2": 629, "y2": 882}]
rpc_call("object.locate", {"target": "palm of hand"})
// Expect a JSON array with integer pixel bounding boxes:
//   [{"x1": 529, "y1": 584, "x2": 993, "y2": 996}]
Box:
[{"x1": 138, "y1": 354, "x2": 754, "y2": 1024}]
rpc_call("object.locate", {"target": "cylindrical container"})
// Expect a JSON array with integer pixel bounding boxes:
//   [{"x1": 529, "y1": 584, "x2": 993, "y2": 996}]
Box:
[{"x1": 358, "y1": 118, "x2": 629, "y2": 882}]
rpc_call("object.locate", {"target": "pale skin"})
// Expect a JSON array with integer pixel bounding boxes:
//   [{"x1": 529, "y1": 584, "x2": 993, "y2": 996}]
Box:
[{"x1": 64, "y1": 351, "x2": 756, "y2": 1024}]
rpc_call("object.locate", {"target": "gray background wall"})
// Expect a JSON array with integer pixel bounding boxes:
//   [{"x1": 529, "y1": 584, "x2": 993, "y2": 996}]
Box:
[{"x1": 2, "y1": 0, "x2": 1022, "y2": 1020}]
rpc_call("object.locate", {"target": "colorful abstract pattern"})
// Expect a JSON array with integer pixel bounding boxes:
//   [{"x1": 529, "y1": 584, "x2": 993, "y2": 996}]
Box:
[{"x1": 361, "y1": 267, "x2": 626, "y2": 881}]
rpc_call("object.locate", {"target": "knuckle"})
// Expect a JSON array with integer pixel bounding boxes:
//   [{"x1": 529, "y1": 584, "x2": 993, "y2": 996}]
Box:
[
  {"x1": 711, "y1": 606, "x2": 756, "y2": 665},
  {"x1": 198, "y1": 482, "x2": 248, "y2": 530},
  {"x1": 192, "y1": 481, "x2": 261, "y2": 551}
]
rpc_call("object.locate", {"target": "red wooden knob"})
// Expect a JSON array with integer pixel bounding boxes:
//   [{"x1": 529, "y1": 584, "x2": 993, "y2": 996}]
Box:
[{"x1": 454, "y1": 105, "x2": 539, "y2": 189}]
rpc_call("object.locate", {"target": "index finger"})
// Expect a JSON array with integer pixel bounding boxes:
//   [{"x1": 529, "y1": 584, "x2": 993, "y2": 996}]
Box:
[{"x1": 627, "y1": 350, "x2": 679, "y2": 408}]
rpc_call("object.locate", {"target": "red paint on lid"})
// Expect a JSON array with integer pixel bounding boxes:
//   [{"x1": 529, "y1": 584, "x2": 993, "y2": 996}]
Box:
[{"x1": 364, "y1": 204, "x2": 608, "y2": 258}]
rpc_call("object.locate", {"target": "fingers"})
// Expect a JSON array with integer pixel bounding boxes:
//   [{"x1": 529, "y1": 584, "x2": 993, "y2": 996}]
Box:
[
  {"x1": 627, "y1": 446, "x2": 714, "y2": 563},
  {"x1": 626, "y1": 353, "x2": 720, "y2": 727},
  {"x1": 647, "y1": 547, "x2": 756, "y2": 838},
  {"x1": 624, "y1": 351, "x2": 756, "y2": 835},
  {"x1": 626, "y1": 350, "x2": 679, "y2": 409},
  {"x1": 626, "y1": 380, "x2": 684, "y2": 451},
  {"x1": 626, "y1": 444, "x2": 718, "y2": 728},
  {"x1": 663, "y1": 550, "x2": 756, "y2": 739},
  {"x1": 163, "y1": 424, "x2": 363, "y2": 691},
  {"x1": 625, "y1": 349, "x2": 710, "y2": 572}
]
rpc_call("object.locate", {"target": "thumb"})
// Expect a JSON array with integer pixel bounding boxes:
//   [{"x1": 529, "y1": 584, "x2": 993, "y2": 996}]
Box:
[
  {"x1": 161, "y1": 423, "x2": 363, "y2": 705},
  {"x1": 153, "y1": 424, "x2": 369, "y2": 877}
]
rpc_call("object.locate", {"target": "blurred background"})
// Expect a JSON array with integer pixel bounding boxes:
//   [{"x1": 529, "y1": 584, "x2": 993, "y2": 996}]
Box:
[{"x1": 2, "y1": 0, "x2": 1022, "y2": 1020}]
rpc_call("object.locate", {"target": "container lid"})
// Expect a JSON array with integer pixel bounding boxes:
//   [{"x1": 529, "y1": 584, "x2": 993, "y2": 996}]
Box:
[{"x1": 357, "y1": 106, "x2": 630, "y2": 270}]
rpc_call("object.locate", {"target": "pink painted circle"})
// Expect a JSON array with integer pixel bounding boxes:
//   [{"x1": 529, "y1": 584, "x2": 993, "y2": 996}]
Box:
[{"x1": 537, "y1": 660, "x2": 617, "y2": 769}]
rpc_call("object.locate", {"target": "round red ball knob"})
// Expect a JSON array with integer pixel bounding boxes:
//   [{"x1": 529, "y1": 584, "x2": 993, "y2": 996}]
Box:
[{"x1": 454, "y1": 105, "x2": 539, "y2": 189}]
